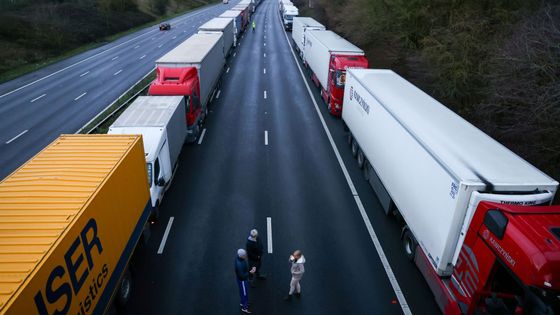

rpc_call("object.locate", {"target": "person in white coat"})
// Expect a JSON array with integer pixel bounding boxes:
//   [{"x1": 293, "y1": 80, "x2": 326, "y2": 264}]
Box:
[{"x1": 284, "y1": 250, "x2": 305, "y2": 301}]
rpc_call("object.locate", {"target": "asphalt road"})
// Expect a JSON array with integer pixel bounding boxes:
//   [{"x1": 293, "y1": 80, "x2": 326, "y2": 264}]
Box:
[
  {"x1": 123, "y1": 1, "x2": 442, "y2": 314},
  {"x1": 0, "y1": 1, "x2": 243, "y2": 179}
]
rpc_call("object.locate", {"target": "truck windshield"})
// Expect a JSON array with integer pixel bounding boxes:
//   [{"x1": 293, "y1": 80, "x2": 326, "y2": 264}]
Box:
[
  {"x1": 285, "y1": 14, "x2": 294, "y2": 21},
  {"x1": 147, "y1": 162, "x2": 153, "y2": 188},
  {"x1": 335, "y1": 70, "x2": 346, "y2": 88}
]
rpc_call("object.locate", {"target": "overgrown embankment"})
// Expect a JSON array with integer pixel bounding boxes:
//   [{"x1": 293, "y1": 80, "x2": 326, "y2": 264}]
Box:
[
  {"x1": 0, "y1": 0, "x2": 214, "y2": 81},
  {"x1": 296, "y1": 0, "x2": 560, "y2": 193}
]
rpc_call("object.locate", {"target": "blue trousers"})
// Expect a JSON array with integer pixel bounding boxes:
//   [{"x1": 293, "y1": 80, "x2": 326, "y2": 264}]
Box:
[{"x1": 237, "y1": 279, "x2": 249, "y2": 309}]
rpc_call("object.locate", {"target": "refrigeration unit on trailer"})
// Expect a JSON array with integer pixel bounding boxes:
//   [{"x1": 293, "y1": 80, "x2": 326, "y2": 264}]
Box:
[
  {"x1": 198, "y1": 17, "x2": 235, "y2": 56},
  {"x1": 281, "y1": 4, "x2": 298, "y2": 30},
  {"x1": 220, "y1": 10, "x2": 243, "y2": 39},
  {"x1": 343, "y1": 68, "x2": 560, "y2": 315},
  {"x1": 109, "y1": 96, "x2": 187, "y2": 220},
  {"x1": 0, "y1": 135, "x2": 151, "y2": 315},
  {"x1": 291, "y1": 17, "x2": 325, "y2": 58},
  {"x1": 304, "y1": 30, "x2": 368, "y2": 116},
  {"x1": 151, "y1": 33, "x2": 225, "y2": 140}
]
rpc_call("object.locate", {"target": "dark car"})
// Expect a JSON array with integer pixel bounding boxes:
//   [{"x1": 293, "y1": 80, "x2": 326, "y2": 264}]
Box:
[{"x1": 159, "y1": 23, "x2": 171, "y2": 31}]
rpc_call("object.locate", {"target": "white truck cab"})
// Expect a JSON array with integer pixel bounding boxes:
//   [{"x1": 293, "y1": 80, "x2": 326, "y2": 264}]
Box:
[
  {"x1": 282, "y1": 5, "x2": 299, "y2": 30},
  {"x1": 109, "y1": 96, "x2": 187, "y2": 221}
]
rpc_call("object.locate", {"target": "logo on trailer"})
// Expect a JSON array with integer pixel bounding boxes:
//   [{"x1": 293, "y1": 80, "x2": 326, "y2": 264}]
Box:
[{"x1": 34, "y1": 218, "x2": 110, "y2": 315}]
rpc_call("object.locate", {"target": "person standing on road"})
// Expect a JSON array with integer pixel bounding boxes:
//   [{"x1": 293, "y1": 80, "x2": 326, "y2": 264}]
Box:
[
  {"x1": 252, "y1": 20, "x2": 256, "y2": 32},
  {"x1": 284, "y1": 250, "x2": 306, "y2": 301},
  {"x1": 235, "y1": 249, "x2": 255, "y2": 313},
  {"x1": 246, "y1": 229, "x2": 266, "y2": 286}
]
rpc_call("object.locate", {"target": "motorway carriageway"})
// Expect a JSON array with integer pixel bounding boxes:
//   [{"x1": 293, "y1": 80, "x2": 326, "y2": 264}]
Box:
[
  {"x1": 123, "y1": 1, "x2": 441, "y2": 314},
  {"x1": 0, "y1": 1, "x2": 242, "y2": 180}
]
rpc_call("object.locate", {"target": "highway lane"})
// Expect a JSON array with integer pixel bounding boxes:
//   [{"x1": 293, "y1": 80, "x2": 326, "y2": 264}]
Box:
[
  {"x1": 123, "y1": 0, "x2": 441, "y2": 314},
  {"x1": 0, "y1": 1, "x2": 242, "y2": 179}
]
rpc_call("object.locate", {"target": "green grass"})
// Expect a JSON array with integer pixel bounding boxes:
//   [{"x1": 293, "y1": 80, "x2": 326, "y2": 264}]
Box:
[{"x1": 0, "y1": 1, "x2": 219, "y2": 84}]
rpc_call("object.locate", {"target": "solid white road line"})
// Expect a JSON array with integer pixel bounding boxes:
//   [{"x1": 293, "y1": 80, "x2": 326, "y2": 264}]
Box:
[
  {"x1": 281, "y1": 20, "x2": 413, "y2": 315},
  {"x1": 267, "y1": 217, "x2": 273, "y2": 254},
  {"x1": 6, "y1": 130, "x2": 28, "y2": 144},
  {"x1": 140, "y1": 55, "x2": 146, "y2": 60},
  {"x1": 264, "y1": 90, "x2": 267, "y2": 99},
  {"x1": 30, "y1": 94, "x2": 46, "y2": 103},
  {"x1": 264, "y1": 130, "x2": 268, "y2": 146},
  {"x1": 114, "y1": 70, "x2": 123, "y2": 76},
  {"x1": 226, "y1": 67, "x2": 230, "y2": 73},
  {"x1": 198, "y1": 128, "x2": 207, "y2": 145},
  {"x1": 111, "y1": 56, "x2": 119, "y2": 60},
  {"x1": 74, "y1": 92, "x2": 87, "y2": 101},
  {"x1": 216, "y1": 90, "x2": 221, "y2": 99},
  {"x1": 79, "y1": 71, "x2": 89, "y2": 77},
  {"x1": 157, "y1": 217, "x2": 175, "y2": 254}
]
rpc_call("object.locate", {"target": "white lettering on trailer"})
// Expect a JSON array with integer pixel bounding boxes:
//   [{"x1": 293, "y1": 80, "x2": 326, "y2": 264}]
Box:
[
  {"x1": 264, "y1": 130, "x2": 268, "y2": 146},
  {"x1": 198, "y1": 128, "x2": 207, "y2": 145},
  {"x1": 30, "y1": 94, "x2": 46, "y2": 103},
  {"x1": 5, "y1": 130, "x2": 28, "y2": 144},
  {"x1": 74, "y1": 92, "x2": 87, "y2": 101},
  {"x1": 267, "y1": 217, "x2": 273, "y2": 253},
  {"x1": 281, "y1": 24, "x2": 413, "y2": 315},
  {"x1": 79, "y1": 71, "x2": 89, "y2": 77},
  {"x1": 157, "y1": 217, "x2": 175, "y2": 254},
  {"x1": 113, "y1": 70, "x2": 123, "y2": 76}
]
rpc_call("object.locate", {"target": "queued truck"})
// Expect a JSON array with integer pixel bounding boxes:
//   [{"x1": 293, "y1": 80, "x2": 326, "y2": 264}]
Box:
[
  {"x1": 149, "y1": 33, "x2": 225, "y2": 141},
  {"x1": 343, "y1": 69, "x2": 560, "y2": 315},
  {"x1": 0, "y1": 135, "x2": 152, "y2": 315},
  {"x1": 291, "y1": 17, "x2": 325, "y2": 58},
  {"x1": 198, "y1": 17, "x2": 235, "y2": 57},
  {"x1": 108, "y1": 96, "x2": 187, "y2": 222},
  {"x1": 231, "y1": 4, "x2": 250, "y2": 31},
  {"x1": 281, "y1": 4, "x2": 299, "y2": 30},
  {"x1": 304, "y1": 30, "x2": 368, "y2": 116},
  {"x1": 239, "y1": 0, "x2": 254, "y2": 13},
  {"x1": 220, "y1": 10, "x2": 243, "y2": 39}
]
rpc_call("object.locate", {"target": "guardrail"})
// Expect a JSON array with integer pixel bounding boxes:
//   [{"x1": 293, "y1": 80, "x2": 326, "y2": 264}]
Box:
[{"x1": 76, "y1": 69, "x2": 155, "y2": 134}]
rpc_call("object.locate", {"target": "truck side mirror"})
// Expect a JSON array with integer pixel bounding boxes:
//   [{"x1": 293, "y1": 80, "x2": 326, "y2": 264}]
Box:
[
  {"x1": 484, "y1": 210, "x2": 508, "y2": 240},
  {"x1": 157, "y1": 178, "x2": 166, "y2": 187}
]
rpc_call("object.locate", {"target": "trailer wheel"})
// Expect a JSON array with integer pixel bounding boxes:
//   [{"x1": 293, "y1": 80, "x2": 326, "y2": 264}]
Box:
[
  {"x1": 357, "y1": 149, "x2": 365, "y2": 169},
  {"x1": 351, "y1": 138, "x2": 359, "y2": 158},
  {"x1": 347, "y1": 133, "x2": 353, "y2": 146},
  {"x1": 116, "y1": 268, "x2": 132, "y2": 307},
  {"x1": 402, "y1": 229, "x2": 417, "y2": 261}
]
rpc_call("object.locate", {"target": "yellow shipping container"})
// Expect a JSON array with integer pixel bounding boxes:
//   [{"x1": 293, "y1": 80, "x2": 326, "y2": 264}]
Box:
[{"x1": 0, "y1": 135, "x2": 150, "y2": 315}]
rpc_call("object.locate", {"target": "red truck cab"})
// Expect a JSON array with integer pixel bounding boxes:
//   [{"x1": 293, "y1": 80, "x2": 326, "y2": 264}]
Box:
[
  {"x1": 416, "y1": 201, "x2": 560, "y2": 315},
  {"x1": 321, "y1": 55, "x2": 368, "y2": 116},
  {"x1": 148, "y1": 67, "x2": 203, "y2": 142}
]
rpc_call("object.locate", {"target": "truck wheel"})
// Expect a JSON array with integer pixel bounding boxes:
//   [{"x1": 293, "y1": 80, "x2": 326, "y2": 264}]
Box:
[
  {"x1": 116, "y1": 268, "x2": 132, "y2": 307},
  {"x1": 402, "y1": 229, "x2": 417, "y2": 261},
  {"x1": 347, "y1": 133, "x2": 353, "y2": 146},
  {"x1": 351, "y1": 138, "x2": 358, "y2": 158},
  {"x1": 357, "y1": 149, "x2": 365, "y2": 169}
]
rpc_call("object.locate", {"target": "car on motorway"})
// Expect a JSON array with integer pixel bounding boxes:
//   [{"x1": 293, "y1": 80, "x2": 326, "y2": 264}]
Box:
[
  {"x1": 223, "y1": 0, "x2": 229, "y2": 3},
  {"x1": 159, "y1": 22, "x2": 171, "y2": 31}
]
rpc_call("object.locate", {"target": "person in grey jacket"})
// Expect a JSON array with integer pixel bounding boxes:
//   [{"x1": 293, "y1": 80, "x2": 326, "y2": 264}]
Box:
[{"x1": 284, "y1": 250, "x2": 306, "y2": 301}]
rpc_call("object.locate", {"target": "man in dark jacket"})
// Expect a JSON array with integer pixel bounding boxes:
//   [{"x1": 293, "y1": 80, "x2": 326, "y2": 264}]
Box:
[
  {"x1": 235, "y1": 249, "x2": 255, "y2": 314},
  {"x1": 246, "y1": 229, "x2": 266, "y2": 285}
]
